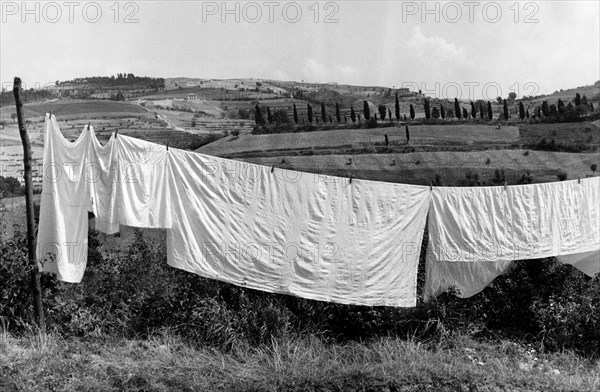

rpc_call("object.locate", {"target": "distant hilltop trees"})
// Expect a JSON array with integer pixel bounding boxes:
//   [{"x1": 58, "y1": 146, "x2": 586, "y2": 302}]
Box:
[{"x1": 58, "y1": 74, "x2": 165, "y2": 90}]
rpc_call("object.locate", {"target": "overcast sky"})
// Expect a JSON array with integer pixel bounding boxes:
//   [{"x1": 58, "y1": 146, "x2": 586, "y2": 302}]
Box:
[{"x1": 1, "y1": 0, "x2": 598, "y2": 99}]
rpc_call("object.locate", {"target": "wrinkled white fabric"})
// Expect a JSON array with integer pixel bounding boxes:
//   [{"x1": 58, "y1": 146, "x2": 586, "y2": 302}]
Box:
[
  {"x1": 167, "y1": 149, "x2": 431, "y2": 307},
  {"x1": 111, "y1": 135, "x2": 171, "y2": 230},
  {"x1": 425, "y1": 178, "x2": 600, "y2": 300},
  {"x1": 37, "y1": 114, "x2": 90, "y2": 283},
  {"x1": 88, "y1": 127, "x2": 119, "y2": 234}
]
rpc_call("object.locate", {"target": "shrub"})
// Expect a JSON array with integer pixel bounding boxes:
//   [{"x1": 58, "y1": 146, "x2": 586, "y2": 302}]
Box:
[
  {"x1": 557, "y1": 171, "x2": 568, "y2": 181},
  {"x1": 366, "y1": 117, "x2": 378, "y2": 128}
]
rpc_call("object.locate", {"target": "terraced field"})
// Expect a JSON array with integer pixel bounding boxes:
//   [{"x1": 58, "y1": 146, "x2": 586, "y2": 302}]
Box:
[{"x1": 197, "y1": 122, "x2": 599, "y2": 186}]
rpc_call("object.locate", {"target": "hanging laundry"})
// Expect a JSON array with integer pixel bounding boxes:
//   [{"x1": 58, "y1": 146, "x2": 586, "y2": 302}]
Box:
[
  {"x1": 167, "y1": 149, "x2": 431, "y2": 307},
  {"x1": 36, "y1": 114, "x2": 91, "y2": 283},
  {"x1": 87, "y1": 127, "x2": 119, "y2": 235},
  {"x1": 109, "y1": 135, "x2": 172, "y2": 230},
  {"x1": 425, "y1": 178, "x2": 600, "y2": 300}
]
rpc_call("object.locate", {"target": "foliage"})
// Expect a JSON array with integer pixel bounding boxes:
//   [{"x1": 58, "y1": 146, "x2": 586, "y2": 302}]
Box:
[{"x1": 2, "y1": 196, "x2": 600, "y2": 357}]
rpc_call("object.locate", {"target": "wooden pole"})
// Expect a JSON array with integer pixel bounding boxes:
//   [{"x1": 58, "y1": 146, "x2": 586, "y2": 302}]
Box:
[{"x1": 13, "y1": 77, "x2": 45, "y2": 332}]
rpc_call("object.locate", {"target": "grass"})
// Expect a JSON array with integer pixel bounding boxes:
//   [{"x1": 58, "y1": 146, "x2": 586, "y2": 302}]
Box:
[
  {"x1": 519, "y1": 122, "x2": 600, "y2": 147},
  {"x1": 1, "y1": 329, "x2": 599, "y2": 391},
  {"x1": 199, "y1": 124, "x2": 521, "y2": 157},
  {"x1": 232, "y1": 150, "x2": 600, "y2": 186}
]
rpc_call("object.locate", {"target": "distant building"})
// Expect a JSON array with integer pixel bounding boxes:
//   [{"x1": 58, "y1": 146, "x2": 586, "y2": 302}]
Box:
[
  {"x1": 396, "y1": 88, "x2": 411, "y2": 97},
  {"x1": 186, "y1": 93, "x2": 197, "y2": 101}
]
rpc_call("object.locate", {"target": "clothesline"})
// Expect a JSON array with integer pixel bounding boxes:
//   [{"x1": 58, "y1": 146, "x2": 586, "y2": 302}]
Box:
[{"x1": 36, "y1": 114, "x2": 600, "y2": 306}]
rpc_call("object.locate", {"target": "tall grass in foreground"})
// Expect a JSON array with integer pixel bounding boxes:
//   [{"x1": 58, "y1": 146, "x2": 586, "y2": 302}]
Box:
[{"x1": 1, "y1": 328, "x2": 599, "y2": 392}]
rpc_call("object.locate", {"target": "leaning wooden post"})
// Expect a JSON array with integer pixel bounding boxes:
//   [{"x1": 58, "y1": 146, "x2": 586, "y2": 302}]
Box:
[{"x1": 13, "y1": 77, "x2": 45, "y2": 332}]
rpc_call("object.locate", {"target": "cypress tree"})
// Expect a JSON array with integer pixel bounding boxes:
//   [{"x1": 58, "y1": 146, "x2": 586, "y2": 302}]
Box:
[
  {"x1": 293, "y1": 103, "x2": 299, "y2": 124},
  {"x1": 454, "y1": 98, "x2": 462, "y2": 120},
  {"x1": 470, "y1": 101, "x2": 477, "y2": 119},
  {"x1": 307, "y1": 104, "x2": 313, "y2": 124},
  {"x1": 410, "y1": 104, "x2": 415, "y2": 120},
  {"x1": 440, "y1": 104, "x2": 446, "y2": 119},
  {"x1": 424, "y1": 99, "x2": 431, "y2": 120},
  {"x1": 363, "y1": 100, "x2": 371, "y2": 120},
  {"x1": 388, "y1": 108, "x2": 392, "y2": 122},
  {"x1": 503, "y1": 99, "x2": 509, "y2": 120},
  {"x1": 519, "y1": 102, "x2": 525, "y2": 120},
  {"x1": 479, "y1": 102, "x2": 484, "y2": 119},
  {"x1": 575, "y1": 93, "x2": 581, "y2": 106},
  {"x1": 267, "y1": 106, "x2": 273, "y2": 124},
  {"x1": 487, "y1": 101, "x2": 493, "y2": 120},
  {"x1": 255, "y1": 104, "x2": 264, "y2": 125},
  {"x1": 557, "y1": 99, "x2": 565, "y2": 114},
  {"x1": 542, "y1": 101, "x2": 549, "y2": 117},
  {"x1": 321, "y1": 102, "x2": 327, "y2": 122},
  {"x1": 462, "y1": 107, "x2": 468, "y2": 119},
  {"x1": 378, "y1": 105, "x2": 387, "y2": 121},
  {"x1": 526, "y1": 109, "x2": 530, "y2": 118},
  {"x1": 350, "y1": 106, "x2": 356, "y2": 123},
  {"x1": 395, "y1": 93, "x2": 400, "y2": 121},
  {"x1": 335, "y1": 102, "x2": 341, "y2": 123}
]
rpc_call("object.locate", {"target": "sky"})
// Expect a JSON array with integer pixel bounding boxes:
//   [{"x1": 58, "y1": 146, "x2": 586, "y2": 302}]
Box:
[{"x1": 1, "y1": 0, "x2": 599, "y2": 100}]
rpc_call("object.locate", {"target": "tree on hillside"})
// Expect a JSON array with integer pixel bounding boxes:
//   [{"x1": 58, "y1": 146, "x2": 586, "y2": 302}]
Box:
[
  {"x1": 440, "y1": 104, "x2": 446, "y2": 119},
  {"x1": 479, "y1": 102, "x2": 485, "y2": 119},
  {"x1": 542, "y1": 101, "x2": 549, "y2": 117},
  {"x1": 254, "y1": 104, "x2": 264, "y2": 125},
  {"x1": 487, "y1": 101, "x2": 493, "y2": 120},
  {"x1": 470, "y1": 101, "x2": 477, "y2": 119},
  {"x1": 519, "y1": 102, "x2": 525, "y2": 120},
  {"x1": 503, "y1": 99, "x2": 509, "y2": 120},
  {"x1": 454, "y1": 98, "x2": 462, "y2": 120},
  {"x1": 273, "y1": 108, "x2": 290, "y2": 124},
  {"x1": 321, "y1": 102, "x2": 327, "y2": 122},
  {"x1": 350, "y1": 106, "x2": 356, "y2": 123},
  {"x1": 432, "y1": 107, "x2": 440, "y2": 119},
  {"x1": 496, "y1": 96, "x2": 503, "y2": 104},
  {"x1": 508, "y1": 92, "x2": 517, "y2": 102},
  {"x1": 378, "y1": 105, "x2": 387, "y2": 121},
  {"x1": 267, "y1": 106, "x2": 273, "y2": 124},
  {"x1": 395, "y1": 93, "x2": 400, "y2": 121},
  {"x1": 424, "y1": 99, "x2": 431, "y2": 120},
  {"x1": 363, "y1": 101, "x2": 371, "y2": 120},
  {"x1": 575, "y1": 93, "x2": 582, "y2": 106},
  {"x1": 557, "y1": 99, "x2": 565, "y2": 114},
  {"x1": 582, "y1": 95, "x2": 588, "y2": 107},
  {"x1": 409, "y1": 104, "x2": 415, "y2": 120},
  {"x1": 307, "y1": 104, "x2": 313, "y2": 124},
  {"x1": 335, "y1": 102, "x2": 341, "y2": 123},
  {"x1": 462, "y1": 107, "x2": 468, "y2": 119},
  {"x1": 293, "y1": 103, "x2": 299, "y2": 124}
]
